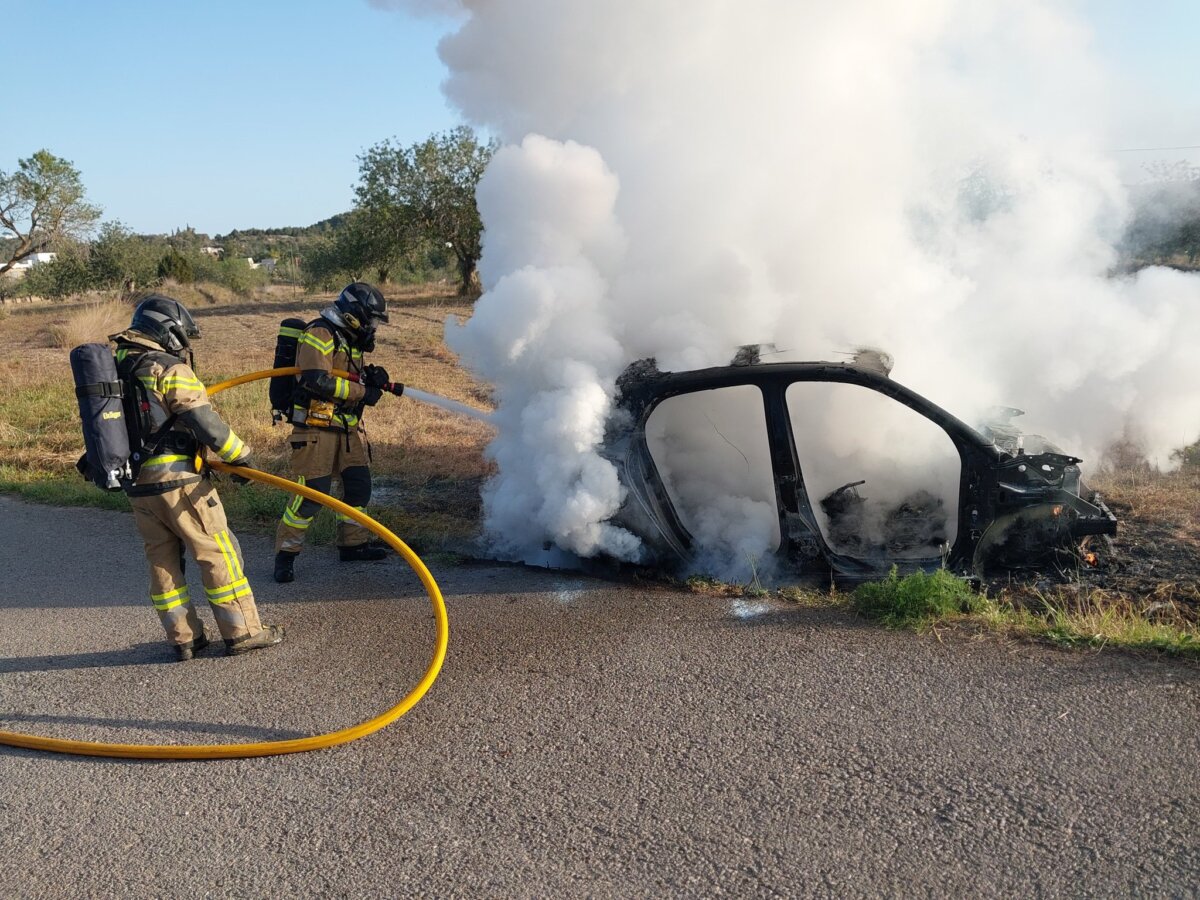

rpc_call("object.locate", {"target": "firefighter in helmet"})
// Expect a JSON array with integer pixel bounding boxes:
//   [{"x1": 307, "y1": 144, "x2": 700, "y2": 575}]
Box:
[
  {"x1": 112, "y1": 295, "x2": 284, "y2": 660},
  {"x1": 273, "y1": 282, "x2": 399, "y2": 583}
]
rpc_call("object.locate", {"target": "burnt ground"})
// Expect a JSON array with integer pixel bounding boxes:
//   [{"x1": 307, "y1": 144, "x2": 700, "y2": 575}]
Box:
[{"x1": 993, "y1": 467, "x2": 1200, "y2": 624}]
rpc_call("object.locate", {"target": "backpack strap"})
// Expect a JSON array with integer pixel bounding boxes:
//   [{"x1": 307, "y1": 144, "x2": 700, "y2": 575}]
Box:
[{"x1": 116, "y1": 349, "x2": 182, "y2": 466}]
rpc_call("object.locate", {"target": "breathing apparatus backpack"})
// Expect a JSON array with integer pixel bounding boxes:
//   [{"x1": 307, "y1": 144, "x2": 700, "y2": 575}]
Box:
[
  {"x1": 70, "y1": 343, "x2": 179, "y2": 491},
  {"x1": 70, "y1": 344, "x2": 131, "y2": 490},
  {"x1": 270, "y1": 318, "x2": 308, "y2": 424}
]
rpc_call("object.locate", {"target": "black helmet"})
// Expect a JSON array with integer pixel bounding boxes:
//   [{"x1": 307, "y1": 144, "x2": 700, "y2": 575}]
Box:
[
  {"x1": 129, "y1": 294, "x2": 200, "y2": 356},
  {"x1": 334, "y1": 282, "x2": 388, "y2": 348}
]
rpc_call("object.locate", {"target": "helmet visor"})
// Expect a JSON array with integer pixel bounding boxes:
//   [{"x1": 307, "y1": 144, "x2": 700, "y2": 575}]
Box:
[{"x1": 174, "y1": 300, "x2": 201, "y2": 339}]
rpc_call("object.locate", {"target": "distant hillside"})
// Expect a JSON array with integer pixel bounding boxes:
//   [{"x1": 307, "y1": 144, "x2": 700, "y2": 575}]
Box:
[
  {"x1": 215, "y1": 212, "x2": 353, "y2": 243},
  {"x1": 213, "y1": 213, "x2": 354, "y2": 262}
]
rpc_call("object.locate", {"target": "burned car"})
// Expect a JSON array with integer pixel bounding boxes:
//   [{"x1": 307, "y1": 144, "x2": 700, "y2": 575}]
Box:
[{"x1": 599, "y1": 348, "x2": 1117, "y2": 580}]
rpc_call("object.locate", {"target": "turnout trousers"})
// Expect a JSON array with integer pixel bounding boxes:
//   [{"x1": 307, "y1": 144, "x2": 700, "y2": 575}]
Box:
[
  {"x1": 130, "y1": 479, "x2": 264, "y2": 645},
  {"x1": 274, "y1": 426, "x2": 372, "y2": 553}
]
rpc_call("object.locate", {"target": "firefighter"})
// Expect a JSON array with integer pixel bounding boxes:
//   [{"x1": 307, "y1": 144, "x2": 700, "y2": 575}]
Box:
[
  {"x1": 273, "y1": 282, "x2": 399, "y2": 583},
  {"x1": 112, "y1": 295, "x2": 284, "y2": 660}
]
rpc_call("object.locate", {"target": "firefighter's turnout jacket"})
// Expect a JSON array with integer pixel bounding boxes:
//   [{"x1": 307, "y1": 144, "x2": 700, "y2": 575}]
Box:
[
  {"x1": 113, "y1": 332, "x2": 251, "y2": 494},
  {"x1": 289, "y1": 320, "x2": 366, "y2": 430},
  {"x1": 111, "y1": 331, "x2": 264, "y2": 645},
  {"x1": 275, "y1": 319, "x2": 374, "y2": 553}
]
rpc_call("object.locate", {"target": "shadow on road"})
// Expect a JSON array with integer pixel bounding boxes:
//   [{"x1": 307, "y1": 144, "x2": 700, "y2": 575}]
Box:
[
  {"x1": 0, "y1": 712, "x2": 307, "y2": 742},
  {"x1": 0, "y1": 641, "x2": 177, "y2": 673}
]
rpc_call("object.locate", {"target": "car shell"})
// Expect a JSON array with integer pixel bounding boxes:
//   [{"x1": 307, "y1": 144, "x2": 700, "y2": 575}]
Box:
[{"x1": 600, "y1": 356, "x2": 1117, "y2": 579}]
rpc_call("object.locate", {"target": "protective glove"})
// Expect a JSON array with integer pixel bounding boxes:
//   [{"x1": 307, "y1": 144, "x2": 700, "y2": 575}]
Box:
[
  {"x1": 226, "y1": 455, "x2": 254, "y2": 484},
  {"x1": 363, "y1": 364, "x2": 391, "y2": 389},
  {"x1": 362, "y1": 385, "x2": 384, "y2": 406}
]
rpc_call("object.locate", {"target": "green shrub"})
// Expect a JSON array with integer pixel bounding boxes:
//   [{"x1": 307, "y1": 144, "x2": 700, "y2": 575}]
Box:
[
  {"x1": 214, "y1": 256, "x2": 270, "y2": 295},
  {"x1": 22, "y1": 248, "x2": 93, "y2": 299},
  {"x1": 853, "y1": 567, "x2": 985, "y2": 627},
  {"x1": 157, "y1": 249, "x2": 195, "y2": 283}
]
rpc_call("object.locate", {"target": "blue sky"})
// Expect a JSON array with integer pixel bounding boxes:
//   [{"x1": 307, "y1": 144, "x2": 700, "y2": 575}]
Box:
[
  {"x1": 1, "y1": 0, "x2": 1196, "y2": 235},
  {"x1": 0, "y1": 0, "x2": 460, "y2": 235}
]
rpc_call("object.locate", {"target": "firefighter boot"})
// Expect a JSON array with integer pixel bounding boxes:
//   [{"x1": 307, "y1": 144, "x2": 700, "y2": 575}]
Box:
[
  {"x1": 175, "y1": 631, "x2": 210, "y2": 662},
  {"x1": 274, "y1": 550, "x2": 298, "y2": 583},
  {"x1": 339, "y1": 542, "x2": 388, "y2": 562},
  {"x1": 225, "y1": 625, "x2": 286, "y2": 656}
]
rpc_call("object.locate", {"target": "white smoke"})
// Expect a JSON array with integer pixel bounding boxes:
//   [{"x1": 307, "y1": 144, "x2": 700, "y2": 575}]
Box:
[{"x1": 385, "y1": 0, "x2": 1200, "y2": 570}]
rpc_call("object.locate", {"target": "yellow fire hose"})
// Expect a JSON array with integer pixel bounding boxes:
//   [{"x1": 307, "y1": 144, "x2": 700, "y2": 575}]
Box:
[{"x1": 0, "y1": 367, "x2": 448, "y2": 759}]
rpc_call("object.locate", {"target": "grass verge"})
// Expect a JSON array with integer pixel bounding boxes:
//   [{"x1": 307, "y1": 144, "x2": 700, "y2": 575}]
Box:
[
  {"x1": 678, "y1": 562, "x2": 1198, "y2": 656},
  {"x1": 850, "y1": 568, "x2": 1199, "y2": 657},
  {"x1": 852, "y1": 567, "x2": 987, "y2": 626}
]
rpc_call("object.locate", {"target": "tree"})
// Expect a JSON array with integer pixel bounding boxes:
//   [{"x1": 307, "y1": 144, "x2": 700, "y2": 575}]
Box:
[
  {"x1": 301, "y1": 215, "x2": 380, "y2": 289},
  {"x1": 89, "y1": 221, "x2": 160, "y2": 293},
  {"x1": 355, "y1": 126, "x2": 496, "y2": 295},
  {"x1": 157, "y1": 249, "x2": 195, "y2": 283},
  {"x1": 20, "y1": 242, "x2": 93, "y2": 299},
  {"x1": 0, "y1": 150, "x2": 101, "y2": 276}
]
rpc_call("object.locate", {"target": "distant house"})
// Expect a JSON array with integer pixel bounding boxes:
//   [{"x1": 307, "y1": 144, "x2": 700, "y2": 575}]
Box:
[
  {"x1": 258, "y1": 257, "x2": 277, "y2": 272},
  {"x1": 4, "y1": 252, "x2": 57, "y2": 277},
  {"x1": 201, "y1": 246, "x2": 224, "y2": 257},
  {"x1": 244, "y1": 257, "x2": 259, "y2": 269}
]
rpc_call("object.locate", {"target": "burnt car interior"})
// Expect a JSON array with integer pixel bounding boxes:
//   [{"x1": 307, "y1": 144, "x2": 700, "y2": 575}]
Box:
[{"x1": 600, "y1": 346, "x2": 1117, "y2": 581}]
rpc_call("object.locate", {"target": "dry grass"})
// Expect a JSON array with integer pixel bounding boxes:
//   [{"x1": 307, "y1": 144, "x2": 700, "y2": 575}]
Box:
[
  {"x1": 982, "y1": 588, "x2": 1198, "y2": 655},
  {"x1": 0, "y1": 284, "x2": 493, "y2": 550},
  {"x1": 156, "y1": 278, "x2": 256, "y2": 309},
  {"x1": 44, "y1": 300, "x2": 132, "y2": 348}
]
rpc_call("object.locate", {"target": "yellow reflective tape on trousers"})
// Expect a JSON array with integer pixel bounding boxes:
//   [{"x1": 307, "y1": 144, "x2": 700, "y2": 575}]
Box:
[
  {"x1": 286, "y1": 476, "x2": 306, "y2": 515},
  {"x1": 282, "y1": 508, "x2": 313, "y2": 529},
  {"x1": 151, "y1": 585, "x2": 189, "y2": 611},
  {"x1": 226, "y1": 531, "x2": 245, "y2": 581},
  {"x1": 206, "y1": 577, "x2": 251, "y2": 604},
  {"x1": 218, "y1": 531, "x2": 245, "y2": 581},
  {"x1": 213, "y1": 530, "x2": 244, "y2": 585},
  {"x1": 335, "y1": 505, "x2": 366, "y2": 524}
]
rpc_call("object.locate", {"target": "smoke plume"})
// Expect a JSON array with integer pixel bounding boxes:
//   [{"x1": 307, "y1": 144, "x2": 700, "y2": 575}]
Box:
[{"x1": 384, "y1": 0, "x2": 1200, "y2": 571}]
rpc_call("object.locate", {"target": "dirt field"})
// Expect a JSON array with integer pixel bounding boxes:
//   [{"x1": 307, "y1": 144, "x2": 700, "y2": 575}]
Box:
[{"x1": 0, "y1": 284, "x2": 494, "y2": 550}]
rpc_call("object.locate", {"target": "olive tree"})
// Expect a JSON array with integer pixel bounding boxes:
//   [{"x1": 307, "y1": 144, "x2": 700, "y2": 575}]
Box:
[
  {"x1": 355, "y1": 126, "x2": 496, "y2": 296},
  {"x1": 0, "y1": 150, "x2": 101, "y2": 276}
]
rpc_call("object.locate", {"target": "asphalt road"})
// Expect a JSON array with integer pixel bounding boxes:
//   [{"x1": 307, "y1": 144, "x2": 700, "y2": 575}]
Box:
[{"x1": 0, "y1": 495, "x2": 1196, "y2": 898}]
